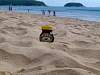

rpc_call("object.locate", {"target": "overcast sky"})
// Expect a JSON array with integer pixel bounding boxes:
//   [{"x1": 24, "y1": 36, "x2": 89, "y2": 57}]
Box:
[{"x1": 38, "y1": 0, "x2": 100, "y2": 7}]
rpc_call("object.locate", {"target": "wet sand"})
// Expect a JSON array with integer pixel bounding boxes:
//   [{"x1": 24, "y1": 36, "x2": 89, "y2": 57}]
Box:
[{"x1": 0, "y1": 12, "x2": 100, "y2": 75}]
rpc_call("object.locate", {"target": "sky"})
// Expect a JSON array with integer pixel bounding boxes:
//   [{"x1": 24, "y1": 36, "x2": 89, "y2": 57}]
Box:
[{"x1": 38, "y1": 0, "x2": 100, "y2": 7}]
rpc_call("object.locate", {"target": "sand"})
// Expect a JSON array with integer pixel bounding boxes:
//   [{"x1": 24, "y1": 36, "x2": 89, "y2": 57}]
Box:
[{"x1": 0, "y1": 11, "x2": 100, "y2": 75}]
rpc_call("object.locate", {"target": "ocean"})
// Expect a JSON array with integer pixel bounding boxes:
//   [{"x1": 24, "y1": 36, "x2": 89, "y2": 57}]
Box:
[{"x1": 0, "y1": 6, "x2": 100, "y2": 22}]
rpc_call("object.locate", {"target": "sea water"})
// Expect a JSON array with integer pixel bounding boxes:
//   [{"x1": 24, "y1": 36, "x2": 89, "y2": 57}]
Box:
[{"x1": 0, "y1": 6, "x2": 100, "y2": 22}]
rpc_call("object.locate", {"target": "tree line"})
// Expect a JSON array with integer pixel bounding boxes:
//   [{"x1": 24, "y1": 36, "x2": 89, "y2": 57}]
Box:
[{"x1": 0, "y1": 0, "x2": 46, "y2": 6}]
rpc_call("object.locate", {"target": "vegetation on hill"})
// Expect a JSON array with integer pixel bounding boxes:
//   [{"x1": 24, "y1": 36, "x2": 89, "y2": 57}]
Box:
[
  {"x1": 64, "y1": 2, "x2": 85, "y2": 7},
  {"x1": 0, "y1": 0, "x2": 46, "y2": 6}
]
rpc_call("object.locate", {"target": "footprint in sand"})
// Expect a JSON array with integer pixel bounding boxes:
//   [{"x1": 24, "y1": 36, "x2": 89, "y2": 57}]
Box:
[
  {"x1": 0, "y1": 37, "x2": 6, "y2": 43},
  {"x1": 11, "y1": 41, "x2": 32, "y2": 47},
  {"x1": 17, "y1": 22, "x2": 33, "y2": 27},
  {"x1": 0, "y1": 71, "x2": 12, "y2": 75},
  {"x1": 2, "y1": 26, "x2": 28, "y2": 36},
  {"x1": 72, "y1": 40, "x2": 93, "y2": 48},
  {"x1": 14, "y1": 28, "x2": 28, "y2": 36},
  {"x1": 0, "y1": 49, "x2": 31, "y2": 67},
  {"x1": 0, "y1": 30, "x2": 8, "y2": 34},
  {"x1": 40, "y1": 68, "x2": 94, "y2": 75},
  {"x1": 0, "y1": 17, "x2": 8, "y2": 23}
]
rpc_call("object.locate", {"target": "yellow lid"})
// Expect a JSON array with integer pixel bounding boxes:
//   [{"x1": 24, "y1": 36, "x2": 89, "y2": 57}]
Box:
[{"x1": 41, "y1": 25, "x2": 53, "y2": 30}]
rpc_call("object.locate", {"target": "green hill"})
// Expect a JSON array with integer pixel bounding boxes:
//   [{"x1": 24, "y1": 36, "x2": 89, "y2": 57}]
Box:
[
  {"x1": 0, "y1": 0, "x2": 46, "y2": 6},
  {"x1": 64, "y1": 2, "x2": 85, "y2": 7}
]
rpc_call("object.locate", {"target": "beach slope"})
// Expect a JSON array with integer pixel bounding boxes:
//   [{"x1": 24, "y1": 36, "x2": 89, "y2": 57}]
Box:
[{"x1": 0, "y1": 12, "x2": 100, "y2": 75}]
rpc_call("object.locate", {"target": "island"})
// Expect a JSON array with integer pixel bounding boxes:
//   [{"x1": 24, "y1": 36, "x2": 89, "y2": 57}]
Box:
[
  {"x1": 64, "y1": 2, "x2": 85, "y2": 7},
  {"x1": 0, "y1": 0, "x2": 46, "y2": 6}
]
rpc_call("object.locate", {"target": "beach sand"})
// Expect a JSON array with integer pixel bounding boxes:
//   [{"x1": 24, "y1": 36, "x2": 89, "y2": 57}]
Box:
[{"x1": 0, "y1": 12, "x2": 100, "y2": 75}]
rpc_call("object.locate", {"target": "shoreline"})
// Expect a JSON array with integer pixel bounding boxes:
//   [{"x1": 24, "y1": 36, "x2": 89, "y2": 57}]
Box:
[
  {"x1": 1, "y1": 11, "x2": 100, "y2": 23},
  {"x1": 0, "y1": 9, "x2": 100, "y2": 22}
]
